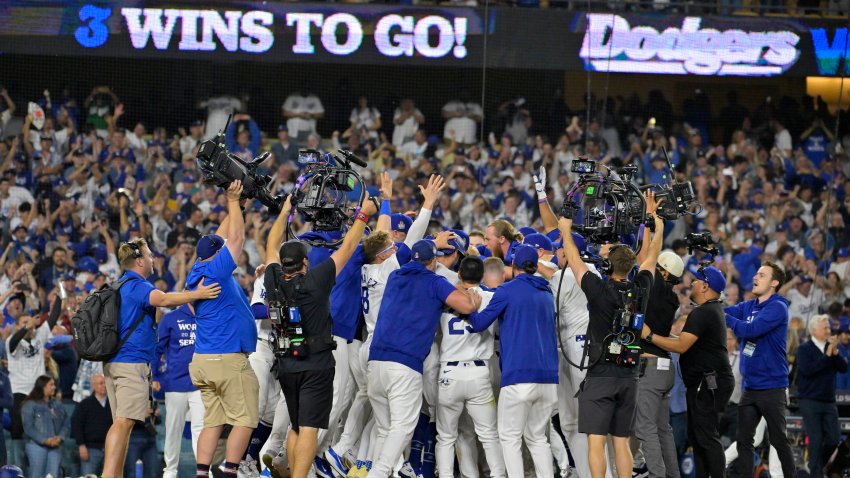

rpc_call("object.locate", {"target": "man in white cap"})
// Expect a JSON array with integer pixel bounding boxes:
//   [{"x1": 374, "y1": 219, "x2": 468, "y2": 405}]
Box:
[{"x1": 632, "y1": 249, "x2": 684, "y2": 478}]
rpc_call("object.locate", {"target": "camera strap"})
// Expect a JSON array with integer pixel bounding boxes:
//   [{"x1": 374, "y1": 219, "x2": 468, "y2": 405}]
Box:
[{"x1": 279, "y1": 274, "x2": 303, "y2": 308}]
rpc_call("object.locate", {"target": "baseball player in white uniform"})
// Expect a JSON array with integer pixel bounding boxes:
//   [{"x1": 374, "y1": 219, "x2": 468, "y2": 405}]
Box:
[
  {"x1": 436, "y1": 256, "x2": 506, "y2": 478},
  {"x1": 249, "y1": 272, "x2": 292, "y2": 472},
  {"x1": 433, "y1": 239, "x2": 482, "y2": 478},
  {"x1": 325, "y1": 175, "x2": 443, "y2": 477}
]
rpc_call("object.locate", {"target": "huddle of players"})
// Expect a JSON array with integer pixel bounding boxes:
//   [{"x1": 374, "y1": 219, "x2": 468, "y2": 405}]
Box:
[{"x1": 242, "y1": 168, "x2": 690, "y2": 478}]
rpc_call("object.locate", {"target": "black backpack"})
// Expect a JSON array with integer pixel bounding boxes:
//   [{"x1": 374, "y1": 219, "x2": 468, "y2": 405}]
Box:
[{"x1": 72, "y1": 278, "x2": 146, "y2": 362}]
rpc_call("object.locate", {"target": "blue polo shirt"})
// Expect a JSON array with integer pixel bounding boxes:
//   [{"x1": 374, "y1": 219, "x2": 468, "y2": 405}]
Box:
[
  {"x1": 369, "y1": 261, "x2": 456, "y2": 374},
  {"x1": 186, "y1": 248, "x2": 256, "y2": 354},
  {"x1": 111, "y1": 271, "x2": 157, "y2": 364}
]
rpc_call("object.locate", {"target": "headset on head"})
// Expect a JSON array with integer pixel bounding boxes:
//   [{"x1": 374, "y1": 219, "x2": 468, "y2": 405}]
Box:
[
  {"x1": 125, "y1": 240, "x2": 144, "y2": 259},
  {"x1": 599, "y1": 243, "x2": 629, "y2": 276}
]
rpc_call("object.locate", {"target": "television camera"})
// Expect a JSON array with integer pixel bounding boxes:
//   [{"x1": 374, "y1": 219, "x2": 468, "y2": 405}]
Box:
[
  {"x1": 196, "y1": 117, "x2": 370, "y2": 248},
  {"x1": 559, "y1": 154, "x2": 698, "y2": 245},
  {"x1": 196, "y1": 117, "x2": 284, "y2": 214},
  {"x1": 285, "y1": 149, "x2": 369, "y2": 248}
]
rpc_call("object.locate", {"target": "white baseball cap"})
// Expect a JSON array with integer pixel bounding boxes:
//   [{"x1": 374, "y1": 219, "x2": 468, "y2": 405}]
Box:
[{"x1": 658, "y1": 250, "x2": 684, "y2": 278}]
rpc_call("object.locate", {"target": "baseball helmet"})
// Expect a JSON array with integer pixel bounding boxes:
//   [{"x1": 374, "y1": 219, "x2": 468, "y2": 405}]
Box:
[{"x1": 0, "y1": 465, "x2": 23, "y2": 478}]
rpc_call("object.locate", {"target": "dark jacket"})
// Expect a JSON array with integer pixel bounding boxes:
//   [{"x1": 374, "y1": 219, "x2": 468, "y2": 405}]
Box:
[
  {"x1": 71, "y1": 394, "x2": 112, "y2": 449},
  {"x1": 796, "y1": 339, "x2": 848, "y2": 402},
  {"x1": 0, "y1": 369, "x2": 13, "y2": 411}
]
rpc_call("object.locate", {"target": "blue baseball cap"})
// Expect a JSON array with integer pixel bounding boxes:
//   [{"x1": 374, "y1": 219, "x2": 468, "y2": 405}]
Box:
[
  {"x1": 523, "y1": 233, "x2": 553, "y2": 252},
  {"x1": 197, "y1": 234, "x2": 225, "y2": 260},
  {"x1": 518, "y1": 226, "x2": 537, "y2": 237},
  {"x1": 476, "y1": 244, "x2": 491, "y2": 258},
  {"x1": 174, "y1": 212, "x2": 187, "y2": 224},
  {"x1": 391, "y1": 213, "x2": 413, "y2": 232},
  {"x1": 838, "y1": 247, "x2": 850, "y2": 258},
  {"x1": 412, "y1": 240, "x2": 438, "y2": 262},
  {"x1": 442, "y1": 229, "x2": 469, "y2": 255},
  {"x1": 693, "y1": 266, "x2": 726, "y2": 294},
  {"x1": 92, "y1": 243, "x2": 108, "y2": 263},
  {"x1": 512, "y1": 244, "x2": 539, "y2": 268},
  {"x1": 77, "y1": 256, "x2": 99, "y2": 274}
]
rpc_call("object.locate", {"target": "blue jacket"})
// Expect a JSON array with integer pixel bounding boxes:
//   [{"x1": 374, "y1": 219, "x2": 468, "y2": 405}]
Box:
[
  {"x1": 468, "y1": 273, "x2": 558, "y2": 387},
  {"x1": 725, "y1": 294, "x2": 790, "y2": 391},
  {"x1": 22, "y1": 398, "x2": 70, "y2": 446},
  {"x1": 732, "y1": 246, "x2": 763, "y2": 291},
  {"x1": 225, "y1": 119, "x2": 261, "y2": 158},
  {"x1": 329, "y1": 246, "x2": 365, "y2": 341},
  {"x1": 796, "y1": 339, "x2": 848, "y2": 402},
  {"x1": 369, "y1": 262, "x2": 457, "y2": 374},
  {"x1": 154, "y1": 305, "x2": 198, "y2": 393}
]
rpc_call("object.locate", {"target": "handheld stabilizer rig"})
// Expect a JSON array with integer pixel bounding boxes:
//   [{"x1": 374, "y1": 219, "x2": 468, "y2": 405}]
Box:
[
  {"x1": 196, "y1": 116, "x2": 284, "y2": 214},
  {"x1": 285, "y1": 149, "x2": 369, "y2": 248},
  {"x1": 686, "y1": 231, "x2": 719, "y2": 257},
  {"x1": 559, "y1": 157, "x2": 648, "y2": 247}
]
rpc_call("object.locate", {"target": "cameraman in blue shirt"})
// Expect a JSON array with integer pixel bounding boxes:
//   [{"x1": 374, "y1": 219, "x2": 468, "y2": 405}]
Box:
[
  {"x1": 186, "y1": 180, "x2": 259, "y2": 478},
  {"x1": 725, "y1": 262, "x2": 796, "y2": 478}
]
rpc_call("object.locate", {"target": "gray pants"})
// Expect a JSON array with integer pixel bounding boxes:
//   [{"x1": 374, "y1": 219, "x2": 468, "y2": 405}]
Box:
[{"x1": 634, "y1": 356, "x2": 681, "y2": 478}]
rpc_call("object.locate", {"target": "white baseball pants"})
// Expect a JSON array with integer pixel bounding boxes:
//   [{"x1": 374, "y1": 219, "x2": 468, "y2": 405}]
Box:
[
  {"x1": 367, "y1": 361, "x2": 423, "y2": 478},
  {"x1": 436, "y1": 362, "x2": 505, "y2": 478},
  {"x1": 163, "y1": 390, "x2": 204, "y2": 478},
  {"x1": 497, "y1": 383, "x2": 558, "y2": 478}
]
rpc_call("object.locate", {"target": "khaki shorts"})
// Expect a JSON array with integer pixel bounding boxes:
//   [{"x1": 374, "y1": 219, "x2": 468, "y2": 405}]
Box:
[
  {"x1": 103, "y1": 362, "x2": 151, "y2": 422},
  {"x1": 189, "y1": 353, "x2": 260, "y2": 428}
]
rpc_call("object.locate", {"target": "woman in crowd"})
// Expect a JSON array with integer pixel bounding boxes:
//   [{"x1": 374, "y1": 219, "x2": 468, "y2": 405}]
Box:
[{"x1": 21, "y1": 375, "x2": 69, "y2": 478}]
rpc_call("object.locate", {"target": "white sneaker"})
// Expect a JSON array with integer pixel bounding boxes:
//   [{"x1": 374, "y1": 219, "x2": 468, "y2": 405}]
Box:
[
  {"x1": 397, "y1": 462, "x2": 422, "y2": 478},
  {"x1": 238, "y1": 456, "x2": 261, "y2": 478}
]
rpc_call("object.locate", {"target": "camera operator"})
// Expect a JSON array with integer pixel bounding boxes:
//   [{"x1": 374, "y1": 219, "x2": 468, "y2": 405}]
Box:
[
  {"x1": 264, "y1": 193, "x2": 377, "y2": 478},
  {"x1": 557, "y1": 190, "x2": 664, "y2": 478},
  {"x1": 186, "y1": 180, "x2": 260, "y2": 478},
  {"x1": 724, "y1": 263, "x2": 796, "y2": 478},
  {"x1": 631, "y1": 245, "x2": 684, "y2": 478},
  {"x1": 640, "y1": 266, "x2": 733, "y2": 477}
]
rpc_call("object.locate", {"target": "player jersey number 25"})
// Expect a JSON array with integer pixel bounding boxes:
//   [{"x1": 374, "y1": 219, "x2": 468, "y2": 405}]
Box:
[{"x1": 447, "y1": 316, "x2": 473, "y2": 335}]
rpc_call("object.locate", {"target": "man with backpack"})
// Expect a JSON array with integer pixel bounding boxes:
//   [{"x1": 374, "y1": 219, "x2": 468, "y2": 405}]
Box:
[{"x1": 100, "y1": 238, "x2": 220, "y2": 478}]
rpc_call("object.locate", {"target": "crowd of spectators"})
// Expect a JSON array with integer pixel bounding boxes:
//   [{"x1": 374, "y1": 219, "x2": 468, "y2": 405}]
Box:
[{"x1": 0, "y1": 79, "x2": 848, "y2": 475}]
